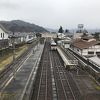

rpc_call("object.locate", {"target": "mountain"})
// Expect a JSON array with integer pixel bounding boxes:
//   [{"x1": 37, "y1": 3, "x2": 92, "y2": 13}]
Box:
[
  {"x1": 0, "y1": 20, "x2": 48, "y2": 33},
  {"x1": 46, "y1": 28, "x2": 58, "y2": 33}
]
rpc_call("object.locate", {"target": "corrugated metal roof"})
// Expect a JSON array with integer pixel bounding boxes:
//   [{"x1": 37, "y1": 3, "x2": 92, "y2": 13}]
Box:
[{"x1": 89, "y1": 56, "x2": 100, "y2": 68}]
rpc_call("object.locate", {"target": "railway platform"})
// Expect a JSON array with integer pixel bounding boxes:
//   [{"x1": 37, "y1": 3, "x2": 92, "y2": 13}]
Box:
[
  {"x1": 0, "y1": 44, "x2": 44, "y2": 100},
  {"x1": 57, "y1": 46, "x2": 78, "y2": 69},
  {"x1": 30, "y1": 41, "x2": 100, "y2": 100},
  {"x1": 0, "y1": 40, "x2": 100, "y2": 100}
]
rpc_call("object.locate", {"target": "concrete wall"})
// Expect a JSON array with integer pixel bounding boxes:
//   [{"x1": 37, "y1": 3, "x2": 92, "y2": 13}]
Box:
[
  {"x1": 73, "y1": 45, "x2": 100, "y2": 56},
  {"x1": 73, "y1": 33, "x2": 83, "y2": 39},
  {"x1": 64, "y1": 43, "x2": 70, "y2": 48},
  {"x1": 42, "y1": 33, "x2": 57, "y2": 38}
]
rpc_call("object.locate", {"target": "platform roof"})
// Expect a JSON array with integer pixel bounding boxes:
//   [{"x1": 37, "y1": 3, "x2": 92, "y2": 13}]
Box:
[{"x1": 89, "y1": 56, "x2": 100, "y2": 68}]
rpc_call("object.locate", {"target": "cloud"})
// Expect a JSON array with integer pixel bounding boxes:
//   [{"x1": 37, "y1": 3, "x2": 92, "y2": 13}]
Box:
[
  {"x1": 0, "y1": 0, "x2": 20, "y2": 9},
  {"x1": 0, "y1": 0, "x2": 100, "y2": 29}
]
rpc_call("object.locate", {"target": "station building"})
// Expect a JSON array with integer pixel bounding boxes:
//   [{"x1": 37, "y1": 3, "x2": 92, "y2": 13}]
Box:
[
  {"x1": 71, "y1": 37, "x2": 100, "y2": 57},
  {"x1": 0, "y1": 24, "x2": 9, "y2": 50}
]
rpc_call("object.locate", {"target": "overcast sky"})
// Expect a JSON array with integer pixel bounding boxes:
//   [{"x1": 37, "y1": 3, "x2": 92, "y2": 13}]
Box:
[{"x1": 0, "y1": 0, "x2": 100, "y2": 29}]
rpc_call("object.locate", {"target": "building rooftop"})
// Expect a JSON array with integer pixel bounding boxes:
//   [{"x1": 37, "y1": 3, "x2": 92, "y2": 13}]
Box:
[
  {"x1": 0, "y1": 24, "x2": 10, "y2": 33},
  {"x1": 76, "y1": 29, "x2": 88, "y2": 33},
  {"x1": 81, "y1": 36, "x2": 94, "y2": 40},
  {"x1": 89, "y1": 56, "x2": 100, "y2": 68},
  {"x1": 72, "y1": 39, "x2": 100, "y2": 49}
]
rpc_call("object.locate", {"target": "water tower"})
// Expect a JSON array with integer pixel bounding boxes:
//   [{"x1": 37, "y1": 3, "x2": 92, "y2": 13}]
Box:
[
  {"x1": 78, "y1": 24, "x2": 84, "y2": 32},
  {"x1": 74, "y1": 24, "x2": 84, "y2": 39}
]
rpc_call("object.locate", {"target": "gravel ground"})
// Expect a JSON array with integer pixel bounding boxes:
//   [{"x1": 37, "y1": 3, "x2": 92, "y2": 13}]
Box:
[{"x1": 70, "y1": 69, "x2": 100, "y2": 100}]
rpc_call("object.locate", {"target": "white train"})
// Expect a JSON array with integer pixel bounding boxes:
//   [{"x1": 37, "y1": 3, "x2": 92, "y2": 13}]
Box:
[{"x1": 50, "y1": 40, "x2": 57, "y2": 50}]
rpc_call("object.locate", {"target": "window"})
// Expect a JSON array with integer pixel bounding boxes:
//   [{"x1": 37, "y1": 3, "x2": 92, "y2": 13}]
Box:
[
  {"x1": 3, "y1": 33, "x2": 4, "y2": 38},
  {"x1": 1, "y1": 33, "x2": 2, "y2": 38},
  {"x1": 77, "y1": 49, "x2": 79, "y2": 51},
  {"x1": 96, "y1": 52, "x2": 100, "y2": 55},
  {"x1": 88, "y1": 51, "x2": 94, "y2": 54},
  {"x1": 29, "y1": 35, "x2": 32, "y2": 39}
]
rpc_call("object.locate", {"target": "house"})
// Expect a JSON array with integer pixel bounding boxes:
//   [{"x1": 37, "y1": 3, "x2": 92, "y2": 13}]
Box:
[
  {"x1": 71, "y1": 37, "x2": 100, "y2": 57},
  {"x1": 0, "y1": 24, "x2": 9, "y2": 49},
  {"x1": 0, "y1": 24, "x2": 9, "y2": 40},
  {"x1": 9, "y1": 32, "x2": 36, "y2": 45},
  {"x1": 0, "y1": 23, "x2": 36, "y2": 47},
  {"x1": 57, "y1": 37, "x2": 72, "y2": 49},
  {"x1": 57, "y1": 33, "x2": 65, "y2": 39},
  {"x1": 62, "y1": 37, "x2": 72, "y2": 48},
  {"x1": 65, "y1": 33, "x2": 73, "y2": 38}
]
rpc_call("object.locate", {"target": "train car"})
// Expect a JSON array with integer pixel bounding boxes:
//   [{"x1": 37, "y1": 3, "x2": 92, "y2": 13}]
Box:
[
  {"x1": 27, "y1": 39, "x2": 33, "y2": 44},
  {"x1": 51, "y1": 41, "x2": 57, "y2": 50}
]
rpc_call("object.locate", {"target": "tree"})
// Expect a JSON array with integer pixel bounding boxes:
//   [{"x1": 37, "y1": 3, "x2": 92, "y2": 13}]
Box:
[
  {"x1": 58, "y1": 26, "x2": 63, "y2": 33},
  {"x1": 65, "y1": 29, "x2": 69, "y2": 33},
  {"x1": 94, "y1": 32, "x2": 100, "y2": 40},
  {"x1": 81, "y1": 33, "x2": 88, "y2": 37},
  {"x1": 36, "y1": 33, "x2": 42, "y2": 38}
]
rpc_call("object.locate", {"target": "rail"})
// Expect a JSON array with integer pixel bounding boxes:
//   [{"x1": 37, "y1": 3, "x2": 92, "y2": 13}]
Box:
[
  {"x1": 57, "y1": 47, "x2": 78, "y2": 66},
  {"x1": 0, "y1": 40, "x2": 39, "y2": 79},
  {"x1": 51, "y1": 51, "x2": 81, "y2": 100},
  {"x1": 68, "y1": 48, "x2": 100, "y2": 72},
  {"x1": 30, "y1": 41, "x2": 53, "y2": 100}
]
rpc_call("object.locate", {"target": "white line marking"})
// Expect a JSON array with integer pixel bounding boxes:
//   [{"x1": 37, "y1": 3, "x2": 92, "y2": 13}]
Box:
[{"x1": 4, "y1": 76, "x2": 13, "y2": 88}]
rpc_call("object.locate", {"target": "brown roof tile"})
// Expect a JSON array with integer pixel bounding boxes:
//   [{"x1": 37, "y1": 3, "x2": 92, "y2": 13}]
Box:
[{"x1": 72, "y1": 39, "x2": 100, "y2": 49}]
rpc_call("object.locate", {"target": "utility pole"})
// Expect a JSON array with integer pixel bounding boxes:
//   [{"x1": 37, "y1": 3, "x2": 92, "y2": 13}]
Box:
[
  {"x1": 12, "y1": 32, "x2": 16, "y2": 79},
  {"x1": 1, "y1": 33, "x2": 3, "y2": 57},
  {"x1": 12, "y1": 32, "x2": 16, "y2": 62},
  {"x1": 9, "y1": 32, "x2": 16, "y2": 79}
]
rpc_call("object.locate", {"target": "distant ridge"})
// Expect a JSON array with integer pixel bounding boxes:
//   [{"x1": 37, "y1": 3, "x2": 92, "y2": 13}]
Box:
[
  {"x1": 0, "y1": 20, "x2": 48, "y2": 33},
  {"x1": 46, "y1": 28, "x2": 58, "y2": 32},
  {"x1": 69, "y1": 29, "x2": 100, "y2": 33}
]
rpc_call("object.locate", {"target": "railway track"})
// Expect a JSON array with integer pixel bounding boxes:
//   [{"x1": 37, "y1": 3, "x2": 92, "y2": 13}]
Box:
[
  {"x1": 68, "y1": 48, "x2": 100, "y2": 72},
  {"x1": 51, "y1": 51, "x2": 81, "y2": 100},
  {"x1": 0, "y1": 40, "x2": 39, "y2": 90},
  {"x1": 30, "y1": 41, "x2": 53, "y2": 100},
  {"x1": 31, "y1": 40, "x2": 82, "y2": 100}
]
